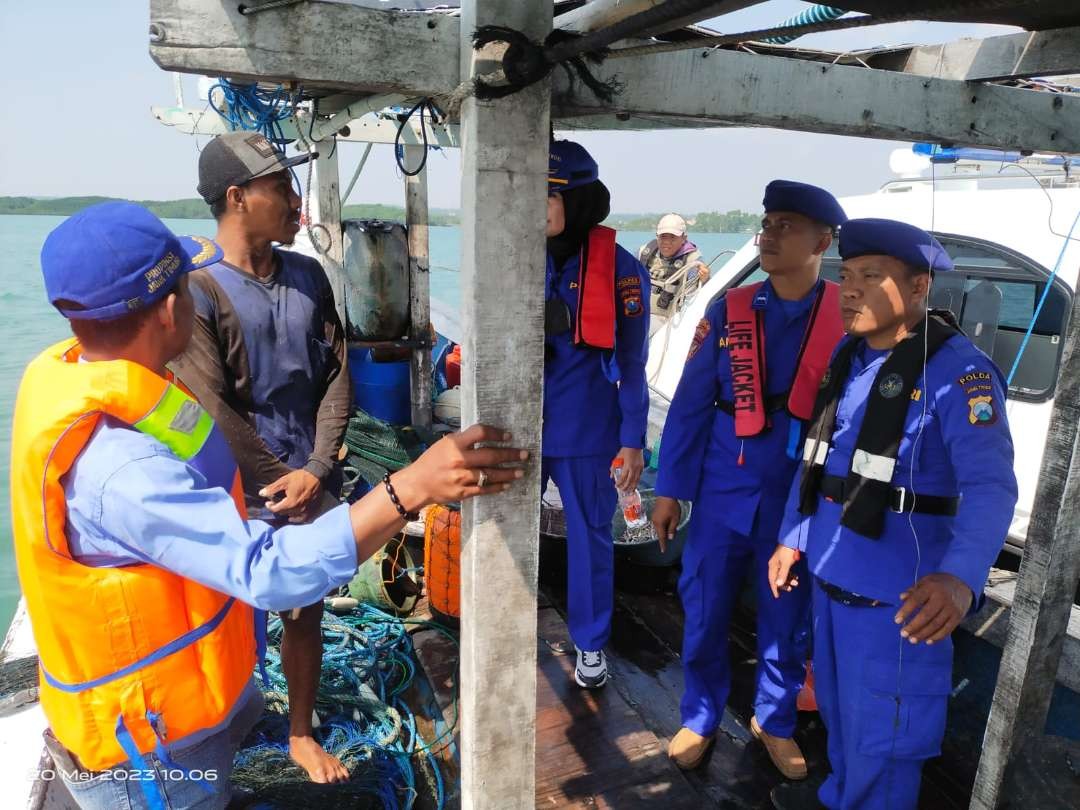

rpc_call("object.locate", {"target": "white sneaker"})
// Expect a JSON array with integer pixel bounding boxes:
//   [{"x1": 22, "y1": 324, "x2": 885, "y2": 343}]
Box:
[{"x1": 574, "y1": 647, "x2": 608, "y2": 689}]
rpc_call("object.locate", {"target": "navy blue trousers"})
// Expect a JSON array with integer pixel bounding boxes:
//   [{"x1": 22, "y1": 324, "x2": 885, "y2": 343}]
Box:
[
  {"x1": 813, "y1": 579, "x2": 953, "y2": 810},
  {"x1": 542, "y1": 455, "x2": 618, "y2": 651},
  {"x1": 678, "y1": 497, "x2": 811, "y2": 737}
]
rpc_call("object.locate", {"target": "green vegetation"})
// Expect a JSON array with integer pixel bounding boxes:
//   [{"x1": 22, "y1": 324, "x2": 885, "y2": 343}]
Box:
[
  {"x1": 0, "y1": 197, "x2": 757, "y2": 233},
  {"x1": 0, "y1": 196, "x2": 213, "y2": 219}
]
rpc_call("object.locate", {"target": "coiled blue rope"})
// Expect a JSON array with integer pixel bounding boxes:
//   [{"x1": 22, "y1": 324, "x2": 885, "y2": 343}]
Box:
[
  {"x1": 232, "y1": 604, "x2": 455, "y2": 809},
  {"x1": 208, "y1": 79, "x2": 297, "y2": 146}
]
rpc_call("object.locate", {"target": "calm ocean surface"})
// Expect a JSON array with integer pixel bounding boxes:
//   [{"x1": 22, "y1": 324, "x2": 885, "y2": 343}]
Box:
[{"x1": 0, "y1": 213, "x2": 747, "y2": 632}]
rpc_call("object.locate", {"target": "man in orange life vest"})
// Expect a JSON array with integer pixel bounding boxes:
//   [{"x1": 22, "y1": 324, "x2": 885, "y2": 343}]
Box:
[
  {"x1": 652, "y1": 181, "x2": 847, "y2": 775},
  {"x1": 10, "y1": 202, "x2": 527, "y2": 809},
  {"x1": 544, "y1": 140, "x2": 650, "y2": 689}
]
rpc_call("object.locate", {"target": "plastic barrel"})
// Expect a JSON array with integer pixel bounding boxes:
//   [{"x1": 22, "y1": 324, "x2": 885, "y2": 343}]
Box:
[
  {"x1": 348, "y1": 347, "x2": 411, "y2": 425},
  {"x1": 423, "y1": 504, "x2": 460, "y2": 627}
]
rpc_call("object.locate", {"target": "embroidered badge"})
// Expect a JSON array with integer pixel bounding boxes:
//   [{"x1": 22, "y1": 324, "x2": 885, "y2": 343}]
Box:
[
  {"x1": 188, "y1": 235, "x2": 217, "y2": 265},
  {"x1": 623, "y1": 295, "x2": 643, "y2": 317},
  {"x1": 687, "y1": 317, "x2": 711, "y2": 360},
  {"x1": 968, "y1": 395, "x2": 997, "y2": 425},
  {"x1": 878, "y1": 373, "x2": 904, "y2": 399},
  {"x1": 958, "y1": 370, "x2": 994, "y2": 395},
  {"x1": 245, "y1": 133, "x2": 277, "y2": 158}
]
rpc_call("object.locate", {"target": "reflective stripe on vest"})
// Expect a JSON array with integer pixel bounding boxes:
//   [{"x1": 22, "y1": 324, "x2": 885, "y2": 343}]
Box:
[
  {"x1": 723, "y1": 281, "x2": 844, "y2": 438},
  {"x1": 134, "y1": 384, "x2": 215, "y2": 461},
  {"x1": 573, "y1": 225, "x2": 617, "y2": 350}
]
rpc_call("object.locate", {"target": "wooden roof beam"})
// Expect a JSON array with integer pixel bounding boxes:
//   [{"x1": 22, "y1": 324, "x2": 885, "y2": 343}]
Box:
[
  {"x1": 554, "y1": 45, "x2": 1080, "y2": 153},
  {"x1": 149, "y1": 0, "x2": 461, "y2": 96},
  {"x1": 868, "y1": 26, "x2": 1080, "y2": 82}
]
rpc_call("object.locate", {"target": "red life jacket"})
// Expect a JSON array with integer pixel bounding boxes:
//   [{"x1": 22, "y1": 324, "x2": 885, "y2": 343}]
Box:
[
  {"x1": 572, "y1": 225, "x2": 618, "y2": 350},
  {"x1": 722, "y1": 280, "x2": 843, "y2": 438}
]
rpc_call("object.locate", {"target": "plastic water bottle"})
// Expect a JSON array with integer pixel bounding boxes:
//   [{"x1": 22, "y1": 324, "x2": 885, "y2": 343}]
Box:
[{"x1": 611, "y1": 458, "x2": 648, "y2": 529}]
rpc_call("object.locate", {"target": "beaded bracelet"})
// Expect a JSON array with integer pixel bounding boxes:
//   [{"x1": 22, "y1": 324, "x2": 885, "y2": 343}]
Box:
[{"x1": 382, "y1": 472, "x2": 419, "y2": 521}]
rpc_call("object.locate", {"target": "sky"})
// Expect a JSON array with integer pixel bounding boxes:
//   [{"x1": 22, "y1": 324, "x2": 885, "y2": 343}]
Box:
[{"x1": 0, "y1": 2, "x2": 1016, "y2": 213}]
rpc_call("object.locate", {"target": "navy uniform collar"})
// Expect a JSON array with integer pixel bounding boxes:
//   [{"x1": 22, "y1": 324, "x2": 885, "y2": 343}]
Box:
[
  {"x1": 753, "y1": 277, "x2": 823, "y2": 311},
  {"x1": 752, "y1": 279, "x2": 773, "y2": 310}
]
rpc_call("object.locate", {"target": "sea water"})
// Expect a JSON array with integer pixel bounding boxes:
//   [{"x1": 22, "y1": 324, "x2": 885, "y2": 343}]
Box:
[{"x1": 0, "y1": 213, "x2": 747, "y2": 632}]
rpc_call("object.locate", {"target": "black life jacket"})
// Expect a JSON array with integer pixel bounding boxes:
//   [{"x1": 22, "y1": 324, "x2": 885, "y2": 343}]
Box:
[{"x1": 797, "y1": 312, "x2": 959, "y2": 539}]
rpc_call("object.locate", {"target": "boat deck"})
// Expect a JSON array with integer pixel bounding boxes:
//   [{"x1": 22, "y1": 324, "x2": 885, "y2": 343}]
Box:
[
  {"x1": 405, "y1": 540, "x2": 1080, "y2": 809},
  {"x1": 11, "y1": 539, "x2": 1080, "y2": 809}
]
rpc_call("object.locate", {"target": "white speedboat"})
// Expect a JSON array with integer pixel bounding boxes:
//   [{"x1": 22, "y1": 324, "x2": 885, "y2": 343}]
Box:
[{"x1": 647, "y1": 149, "x2": 1080, "y2": 557}]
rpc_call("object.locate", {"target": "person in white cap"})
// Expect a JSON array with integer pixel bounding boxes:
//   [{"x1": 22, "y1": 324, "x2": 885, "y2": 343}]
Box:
[{"x1": 638, "y1": 213, "x2": 706, "y2": 324}]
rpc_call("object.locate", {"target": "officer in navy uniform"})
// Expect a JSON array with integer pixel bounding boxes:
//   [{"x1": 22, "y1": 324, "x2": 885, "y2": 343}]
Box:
[
  {"x1": 653, "y1": 181, "x2": 848, "y2": 775},
  {"x1": 544, "y1": 140, "x2": 650, "y2": 689},
  {"x1": 768, "y1": 219, "x2": 1018, "y2": 810}
]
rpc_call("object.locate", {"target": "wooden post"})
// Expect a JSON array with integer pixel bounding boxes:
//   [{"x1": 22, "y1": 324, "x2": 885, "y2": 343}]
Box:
[
  {"x1": 405, "y1": 145, "x2": 433, "y2": 429},
  {"x1": 457, "y1": 1, "x2": 551, "y2": 808},
  {"x1": 304, "y1": 137, "x2": 347, "y2": 327},
  {"x1": 971, "y1": 287, "x2": 1080, "y2": 808}
]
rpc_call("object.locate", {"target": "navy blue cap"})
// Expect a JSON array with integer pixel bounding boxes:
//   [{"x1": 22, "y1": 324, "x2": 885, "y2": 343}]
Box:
[
  {"x1": 763, "y1": 180, "x2": 847, "y2": 228},
  {"x1": 42, "y1": 202, "x2": 224, "y2": 321},
  {"x1": 549, "y1": 140, "x2": 599, "y2": 192},
  {"x1": 839, "y1": 218, "x2": 954, "y2": 272}
]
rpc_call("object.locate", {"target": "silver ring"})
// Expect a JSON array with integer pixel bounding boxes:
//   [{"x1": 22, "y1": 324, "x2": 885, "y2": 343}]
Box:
[{"x1": 477, "y1": 470, "x2": 489, "y2": 488}]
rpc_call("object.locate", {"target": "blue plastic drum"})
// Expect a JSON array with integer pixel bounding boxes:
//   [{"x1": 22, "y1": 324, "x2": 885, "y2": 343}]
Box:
[{"x1": 348, "y1": 348, "x2": 411, "y2": 425}]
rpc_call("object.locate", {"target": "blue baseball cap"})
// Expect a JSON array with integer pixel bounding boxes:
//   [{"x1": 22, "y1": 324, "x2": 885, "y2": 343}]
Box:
[
  {"x1": 549, "y1": 140, "x2": 599, "y2": 192},
  {"x1": 41, "y1": 202, "x2": 223, "y2": 321},
  {"x1": 763, "y1": 180, "x2": 847, "y2": 228},
  {"x1": 839, "y1": 218, "x2": 954, "y2": 272}
]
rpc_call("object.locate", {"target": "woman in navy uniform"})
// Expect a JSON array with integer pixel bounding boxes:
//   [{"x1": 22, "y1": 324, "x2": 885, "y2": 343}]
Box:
[
  {"x1": 544, "y1": 140, "x2": 650, "y2": 688},
  {"x1": 653, "y1": 181, "x2": 847, "y2": 775},
  {"x1": 768, "y1": 219, "x2": 1018, "y2": 810}
]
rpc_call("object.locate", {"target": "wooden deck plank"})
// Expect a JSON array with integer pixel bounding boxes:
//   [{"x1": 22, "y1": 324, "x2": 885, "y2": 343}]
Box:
[
  {"x1": 408, "y1": 595, "x2": 703, "y2": 808},
  {"x1": 533, "y1": 607, "x2": 702, "y2": 808}
]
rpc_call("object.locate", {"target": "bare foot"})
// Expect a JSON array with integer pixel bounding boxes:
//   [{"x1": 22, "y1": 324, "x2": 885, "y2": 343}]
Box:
[{"x1": 288, "y1": 734, "x2": 350, "y2": 783}]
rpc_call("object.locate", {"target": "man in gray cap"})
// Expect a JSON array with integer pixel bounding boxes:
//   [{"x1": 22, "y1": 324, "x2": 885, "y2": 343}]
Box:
[{"x1": 173, "y1": 131, "x2": 353, "y2": 783}]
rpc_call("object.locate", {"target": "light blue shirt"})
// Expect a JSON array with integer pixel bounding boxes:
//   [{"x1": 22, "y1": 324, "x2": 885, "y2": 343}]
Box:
[{"x1": 62, "y1": 416, "x2": 358, "y2": 612}]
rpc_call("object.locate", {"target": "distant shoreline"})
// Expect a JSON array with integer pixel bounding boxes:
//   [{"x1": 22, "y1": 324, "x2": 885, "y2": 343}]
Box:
[{"x1": 0, "y1": 197, "x2": 758, "y2": 234}]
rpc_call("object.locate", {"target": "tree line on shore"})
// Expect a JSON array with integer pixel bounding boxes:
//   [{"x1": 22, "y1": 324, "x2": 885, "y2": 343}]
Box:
[{"x1": 0, "y1": 197, "x2": 758, "y2": 233}]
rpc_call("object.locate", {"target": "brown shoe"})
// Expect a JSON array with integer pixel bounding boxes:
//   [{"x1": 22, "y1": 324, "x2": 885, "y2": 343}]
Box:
[
  {"x1": 667, "y1": 726, "x2": 714, "y2": 770},
  {"x1": 751, "y1": 716, "x2": 808, "y2": 780}
]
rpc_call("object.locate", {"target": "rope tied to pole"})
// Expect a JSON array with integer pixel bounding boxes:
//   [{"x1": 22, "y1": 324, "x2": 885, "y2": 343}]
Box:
[{"x1": 469, "y1": 26, "x2": 622, "y2": 104}]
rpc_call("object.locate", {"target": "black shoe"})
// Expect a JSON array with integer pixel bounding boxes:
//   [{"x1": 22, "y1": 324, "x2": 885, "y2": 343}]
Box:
[{"x1": 770, "y1": 779, "x2": 826, "y2": 810}]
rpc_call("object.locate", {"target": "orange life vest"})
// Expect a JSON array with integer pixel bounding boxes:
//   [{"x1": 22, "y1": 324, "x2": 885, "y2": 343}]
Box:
[
  {"x1": 10, "y1": 339, "x2": 258, "y2": 773},
  {"x1": 572, "y1": 225, "x2": 618, "y2": 350},
  {"x1": 722, "y1": 281, "x2": 844, "y2": 438}
]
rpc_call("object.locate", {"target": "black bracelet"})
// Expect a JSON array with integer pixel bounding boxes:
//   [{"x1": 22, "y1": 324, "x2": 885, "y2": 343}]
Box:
[{"x1": 382, "y1": 472, "x2": 419, "y2": 521}]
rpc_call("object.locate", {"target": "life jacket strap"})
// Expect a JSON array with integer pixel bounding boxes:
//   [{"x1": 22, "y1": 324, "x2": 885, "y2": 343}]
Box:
[
  {"x1": 714, "y1": 392, "x2": 788, "y2": 416},
  {"x1": 40, "y1": 597, "x2": 238, "y2": 693},
  {"x1": 819, "y1": 475, "x2": 959, "y2": 516},
  {"x1": 114, "y1": 714, "x2": 167, "y2": 810}
]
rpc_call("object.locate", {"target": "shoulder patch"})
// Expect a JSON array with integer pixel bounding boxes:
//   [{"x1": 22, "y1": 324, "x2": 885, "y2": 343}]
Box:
[
  {"x1": 968, "y1": 394, "x2": 997, "y2": 426},
  {"x1": 620, "y1": 274, "x2": 644, "y2": 317},
  {"x1": 687, "y1": 317, "x2": 711, "y2": 360},
  {"x1": 956, "y1": 369, "x2": 994, "y2": 396}
]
